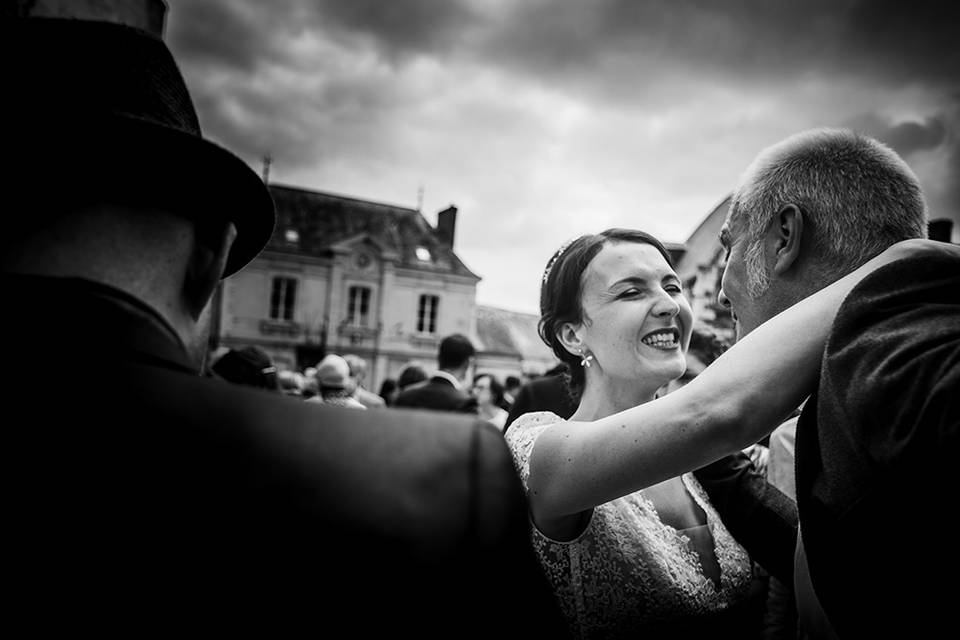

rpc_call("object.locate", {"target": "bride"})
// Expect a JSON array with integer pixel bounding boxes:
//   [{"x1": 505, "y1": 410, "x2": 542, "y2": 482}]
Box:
[{"x1": 506, "y1": 227, "x2": 920, "y2": 637}]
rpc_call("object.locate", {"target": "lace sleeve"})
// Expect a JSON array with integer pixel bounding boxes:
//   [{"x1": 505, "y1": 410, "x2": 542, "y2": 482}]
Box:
[{"x1": 504, "y1": 411, "x2": 561, "y2": 492}]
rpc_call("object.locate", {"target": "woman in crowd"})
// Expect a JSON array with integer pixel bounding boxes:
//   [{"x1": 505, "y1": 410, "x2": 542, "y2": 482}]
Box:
[
  {"x1": 471, "y1": 372, "x2": 509, "y2": 432},
  {"x1": 506, "y1": 228, "x2": 917, "y2": 637}
]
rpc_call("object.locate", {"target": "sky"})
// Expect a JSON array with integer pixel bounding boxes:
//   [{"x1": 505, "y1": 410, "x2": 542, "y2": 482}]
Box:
[{"x1": 165, "y1": 0, "x2": 960, "y2": 315}]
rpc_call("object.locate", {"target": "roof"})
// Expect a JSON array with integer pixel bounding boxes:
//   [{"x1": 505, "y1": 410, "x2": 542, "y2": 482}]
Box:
[
  {"x1": 475, "y1": 305, "x2": 557, "y2": 362},
  {"x1": 675, "y1": 195, "x2": 731, "y2": 281},
  {"x1": 264, "y1": 183, "x2": 480, "y2": 279}
]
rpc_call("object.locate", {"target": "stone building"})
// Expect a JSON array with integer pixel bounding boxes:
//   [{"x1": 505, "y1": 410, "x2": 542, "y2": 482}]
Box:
[{"x1": 213, "y1": 184, "x2": 481, "y2": 390}]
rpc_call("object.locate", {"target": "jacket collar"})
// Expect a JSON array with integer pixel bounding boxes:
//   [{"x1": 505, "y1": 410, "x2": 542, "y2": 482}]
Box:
[
  {"x1": 432, "y1": 370, "x2": 462, "y2": 390},
  {"x1": 3, "y1": 273, "x2": 197, "y2": 375}
]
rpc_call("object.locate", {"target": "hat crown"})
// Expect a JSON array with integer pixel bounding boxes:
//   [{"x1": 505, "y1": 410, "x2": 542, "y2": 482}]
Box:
[
  {"x1": 315, "y1": 355, "x2": 352, "y2": 390},
  {"x1": 11, "y1": 18, "x2": 201, "y2": 138}
]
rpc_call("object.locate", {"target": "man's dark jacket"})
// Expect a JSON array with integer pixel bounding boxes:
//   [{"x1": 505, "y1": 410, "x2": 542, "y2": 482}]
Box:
[
  {"x1": 795, "y1": 253, "x2": 960, "y2": 638},
  {"x1": 504, "y1": 372, "x2": 578, "y2": 434},
  {"x1": 394, "y1": 374, "x2": 478, "y2": 413},
  {"x1": 5, "y1": 274, "x2": 566, "y2": 637}
]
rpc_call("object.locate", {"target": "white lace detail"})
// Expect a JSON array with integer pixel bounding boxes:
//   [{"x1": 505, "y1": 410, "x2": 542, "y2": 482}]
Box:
[{"x1": 506, "y1": 412, "x2": 754, "y2": 638}]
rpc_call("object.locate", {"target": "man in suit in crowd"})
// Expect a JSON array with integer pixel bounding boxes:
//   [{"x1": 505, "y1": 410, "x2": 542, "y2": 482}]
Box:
[
  {"x1": 4, "y1": 5, "x2": 566, "y2": 636},
  {"x1": 717, "y1": 127, "x2": 960, "y2": 637},
  {"x1": 394, "y1": 333, "x2": 480, "y2": 414},
  {"x1": 504, "y1": 362, "x2": 577, "y2": 433}
]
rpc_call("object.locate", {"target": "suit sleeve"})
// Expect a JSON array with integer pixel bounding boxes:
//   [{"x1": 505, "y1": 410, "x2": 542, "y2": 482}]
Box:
[
  {"x1": 694, "y1": 451, "x2": 798, "y2": 583},
  {"x1": 469, "y1": 423, "x2": 569, "y2": 636}
]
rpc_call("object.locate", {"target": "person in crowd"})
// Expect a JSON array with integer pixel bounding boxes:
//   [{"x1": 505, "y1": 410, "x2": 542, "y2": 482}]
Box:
[
  {"x1": 377, "y1": 377, "x2": 398, "y2": 406},
  {"x1": 503, "y1": 375, "x2": 522, "y2": 410},
  {"x1": 209, "y1": 345, "x2": 280, "y2": 392},
  {"x1": 505, "y1": 226, "x2": 929, "y2": 637},
  {"x1": 5, "y1": 8, "x2": 567, "y2": 636},
  {"x1": 394, "y1": 334, "x2": 479, "y2": 413},
  {"x1": 396, "y1": 362, "x2": 429, "y2": 392},
  {"x1": 343, "y1": 353, "x2": 386, "y2": 408},
  {"x1": 277, "y1": 369, "x2": 306, "y2": 397},
  {"x1": 715, "y1": 127, "x2": 960, "y2": 638},
  {"x1": 760, "y1": 413, "x2": 801, "y2": 640},
  {"x1": 471, "y1": 372, "x2": 510, "y2": 432},
  {"x1": 504, "y1": 362, "x2": 577, "y2": 433},
  {"x1": 306, "y1": 354, "x2": 366, "y2": 409}
]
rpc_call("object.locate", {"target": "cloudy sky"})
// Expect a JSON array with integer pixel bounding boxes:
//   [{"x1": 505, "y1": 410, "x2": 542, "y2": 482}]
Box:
[{"x1": 166, "y1": 0, "x2": 960, "y2": 315}]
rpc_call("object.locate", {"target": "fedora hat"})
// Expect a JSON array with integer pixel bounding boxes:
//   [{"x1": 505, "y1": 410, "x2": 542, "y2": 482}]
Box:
[{"x1": 7, "y1": 16, "x2": 275, "y2": 277}]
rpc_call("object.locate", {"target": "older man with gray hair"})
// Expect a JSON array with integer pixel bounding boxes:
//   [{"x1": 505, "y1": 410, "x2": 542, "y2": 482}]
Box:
[{"x1": 716, "y1": 127, "x2": 960, "y2": 638}]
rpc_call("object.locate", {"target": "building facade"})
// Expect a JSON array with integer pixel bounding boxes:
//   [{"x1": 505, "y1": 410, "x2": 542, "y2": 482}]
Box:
[{"x1": 214, "y1": 184, "x2": 481, "y2": 390}]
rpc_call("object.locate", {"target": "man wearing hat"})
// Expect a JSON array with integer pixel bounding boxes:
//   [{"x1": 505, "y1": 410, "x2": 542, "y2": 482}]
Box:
[{"x1": 4, "y1": 5, "x2": 566, "y2": 636}]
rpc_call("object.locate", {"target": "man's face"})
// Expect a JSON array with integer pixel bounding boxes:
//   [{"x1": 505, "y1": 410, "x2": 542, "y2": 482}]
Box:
[{"x1": 718, "y1": 213, "x2": 771, "y2": 340}]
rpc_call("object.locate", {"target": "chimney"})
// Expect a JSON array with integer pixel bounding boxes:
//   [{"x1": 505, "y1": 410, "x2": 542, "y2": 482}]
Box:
[
  {"x1": 928, "y1": 218, "x2": 954, "y2": 242},
  {"x1": 437, "y1": 205, "x2": 458, "y2": 248},
  {"x1": 16, "y1": 0, "x2": 168, "y2": 38}
]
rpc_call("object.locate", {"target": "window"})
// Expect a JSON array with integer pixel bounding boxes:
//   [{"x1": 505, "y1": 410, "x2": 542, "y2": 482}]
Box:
[
  {"x1": 417, "y1": 294, "x2": 439, "y2": 334},
  {"x1": 270, "y1": 276, "x2": 297, "y2": 321},
  {"x1": 347, "y1": 286, "x2": 372, "y2": 327}
]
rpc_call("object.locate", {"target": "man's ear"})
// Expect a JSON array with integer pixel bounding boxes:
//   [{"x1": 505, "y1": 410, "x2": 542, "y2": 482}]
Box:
[
  {"x1": 556, "y1": 322, "x2": 585, "y2": 358},
  {"x1": 183, "y1": 222, "x2": 237, "y2": 320},
  {"x1": 764, "y1": 204, "x2": 804, "y2": 276}
]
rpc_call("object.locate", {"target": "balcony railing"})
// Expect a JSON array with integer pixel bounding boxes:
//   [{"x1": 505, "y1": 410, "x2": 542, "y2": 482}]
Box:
[
  {"x1": 259, "y1": 319, "x2": 303, "y2": 338},
  {"x1": 337, "y1": 321, "x2": 381, "y2": 344}
]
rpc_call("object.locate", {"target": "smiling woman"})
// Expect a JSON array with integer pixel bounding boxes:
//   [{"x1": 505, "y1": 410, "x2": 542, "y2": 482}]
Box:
[{"x1": 505, "y1": 227, "x2": 925, "y2": 638}]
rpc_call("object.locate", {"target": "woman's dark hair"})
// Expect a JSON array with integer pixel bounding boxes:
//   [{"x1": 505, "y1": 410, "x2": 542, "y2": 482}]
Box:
[
  {"x1": 538, "y1": 228, "x2": 674, "y2": 398},
  {"x1": 473, "y1": 372, "x2": 505, "y2": 407}
]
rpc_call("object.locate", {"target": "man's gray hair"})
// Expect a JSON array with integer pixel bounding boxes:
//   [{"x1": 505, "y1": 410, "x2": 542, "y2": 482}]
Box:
[{"x1": 731, "y1": 128, "x2": 928, "y2": 295}]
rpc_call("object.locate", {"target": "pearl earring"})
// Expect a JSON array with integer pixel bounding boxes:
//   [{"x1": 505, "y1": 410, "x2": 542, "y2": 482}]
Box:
[{"x1": 579, "y1": 349, "x2": 594, "y2": 368}]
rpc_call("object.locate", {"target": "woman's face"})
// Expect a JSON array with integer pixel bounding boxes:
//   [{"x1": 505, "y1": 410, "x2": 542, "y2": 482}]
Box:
[
  {"x1": 471, "y1": 375, "x2": 494, "y2": 406},
  {"x1": 575, "y1": 241, "x2": 693, "y2": 388}
]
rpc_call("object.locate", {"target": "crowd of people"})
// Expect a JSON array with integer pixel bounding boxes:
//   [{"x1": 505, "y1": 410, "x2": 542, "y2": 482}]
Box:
[
  {"x1": 207, "y1": 335, "x2": 531, "y2": 434},
  {"x1": 7, "y1": 5, "x2": 959, "y2": 639}
]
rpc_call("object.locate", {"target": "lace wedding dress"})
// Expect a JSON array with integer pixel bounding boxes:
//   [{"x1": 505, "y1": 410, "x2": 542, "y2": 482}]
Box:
[{"x1": 507, "y1": 412, "x2": 754, "y2": 639}]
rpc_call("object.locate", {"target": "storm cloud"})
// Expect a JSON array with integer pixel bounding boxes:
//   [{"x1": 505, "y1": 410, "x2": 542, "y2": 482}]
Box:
[{"x1": 165, "y1": 0, "x2": 960, "y2": 312}]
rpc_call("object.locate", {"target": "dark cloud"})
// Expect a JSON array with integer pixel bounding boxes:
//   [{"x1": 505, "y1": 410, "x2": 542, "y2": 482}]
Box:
[
  {"x1": 167, "y1": 0, "x2": 318, "y2": 71},
  {"x1": 162, "y1": 0, "x2": 960, "y2": 250},
  {"x1": 844, "y1": 0, "x2": 960, "y2": 84},
  {"x1": 301, "y1": 0, "x2": 481, "y2": 61},
  {"x1": 844, "y1": 112, "x2": 948, "y2": 157},
  {"x1": 468, "y1": 0, "x2": 960, "y2": 99}
]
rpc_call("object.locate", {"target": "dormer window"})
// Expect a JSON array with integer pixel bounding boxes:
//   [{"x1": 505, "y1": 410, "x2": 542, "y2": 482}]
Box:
[
  {"x1": 415, "y1": 246, "x2": 431, "y2": 262},
  {"x1": 284, "y1": 229, "x2": 300, "y2": 244}
]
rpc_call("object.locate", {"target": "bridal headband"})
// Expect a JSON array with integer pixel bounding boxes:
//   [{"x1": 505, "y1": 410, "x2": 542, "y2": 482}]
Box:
[{"x1": 542, "y1": 237, "x2": 577, "y2": 284}]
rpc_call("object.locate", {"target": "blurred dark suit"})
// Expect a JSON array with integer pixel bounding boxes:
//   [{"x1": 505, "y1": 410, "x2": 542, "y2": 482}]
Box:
[
  {"x1": 504, "y1": 373, "x2": 577, "y2": 433},
  {"x1": 395, "y1": 375, "x2": 479, "y2": 414}
]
